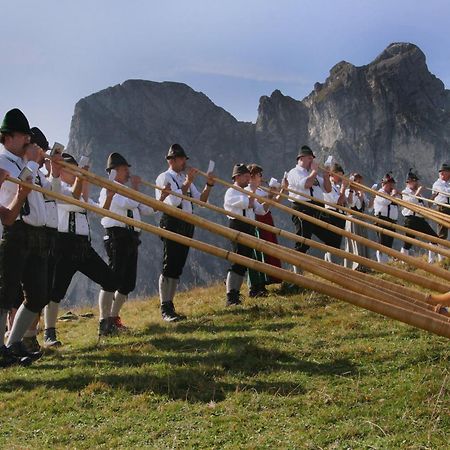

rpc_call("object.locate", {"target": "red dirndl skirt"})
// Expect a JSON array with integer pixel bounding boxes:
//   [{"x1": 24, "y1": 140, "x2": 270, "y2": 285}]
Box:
[{"x1": 255, "y1": 211, "x2": 282, "y2": 283}]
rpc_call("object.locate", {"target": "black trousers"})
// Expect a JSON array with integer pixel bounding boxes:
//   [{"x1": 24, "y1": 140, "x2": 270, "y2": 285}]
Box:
[
  {"x1": 403, "y1": 216, "x2": 438, "y2": 250},
  {"x1": 229, "y1": 218, "x2": 256, "y2": 276},
  {"x1": 437, "y1": 206, "x2": 450, "y2": 239},
  {"x1": 376, "y1": 215, "x2": 397, "y2": 248},
  {"x1": 0, "y1": 221, "x2": 48, "y2": 313},
  {"x1": 291, "y1": 202, "x2": 342, "y2": 253},
  {"x1": 51, "y1": 233, "x2": 116, "y2": 303},
  {"x1": 160, "y1": 213, "x2": 195, "y2": 279},
  {"x1": 104, "y1": 227, "x2": 141, "y2": 295},
  {"x1": 46, "y1": 227, "x2": 58, "y2": 298},
  {"x1": 318, "y1": 211, "x2": 346, "y2": 249}
]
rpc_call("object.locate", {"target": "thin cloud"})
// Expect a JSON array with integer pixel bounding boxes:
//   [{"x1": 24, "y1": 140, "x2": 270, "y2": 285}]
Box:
[{"x1": 184, "y1": 62, "x2": 311, "y2": 85}]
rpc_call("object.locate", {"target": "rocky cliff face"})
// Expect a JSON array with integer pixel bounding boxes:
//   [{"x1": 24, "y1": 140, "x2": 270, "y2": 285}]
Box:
[{"x1": 65, "y1": 42, "x2": 450, "y2": 304}]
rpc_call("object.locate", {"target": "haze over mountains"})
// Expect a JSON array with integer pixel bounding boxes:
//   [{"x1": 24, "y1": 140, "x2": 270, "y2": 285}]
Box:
[{"x1": 64, "y1": 42, "x2": 450, "y2": 304}]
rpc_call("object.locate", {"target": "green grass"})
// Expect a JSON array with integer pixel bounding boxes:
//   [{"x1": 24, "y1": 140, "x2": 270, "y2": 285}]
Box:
[{"x1": 0, "y1": 283, "x2": 448, "y2": 449}]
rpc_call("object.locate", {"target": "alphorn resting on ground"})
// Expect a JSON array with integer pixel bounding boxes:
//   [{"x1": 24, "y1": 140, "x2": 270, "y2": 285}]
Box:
[
  {"x1": 8, "y1": 174, "x2": 450, "y2": 339},
  {"x1": 60, "y1": 160, "x2": 450, "y2": 292}
]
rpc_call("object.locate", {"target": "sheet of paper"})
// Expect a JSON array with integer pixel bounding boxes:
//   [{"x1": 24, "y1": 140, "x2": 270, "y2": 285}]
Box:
[
  {"x1": 79, "y1": 156, "x2": 90, "y2": 167},
  {"x1": 207, "y1": 160, "x2": 215, "y2": 173}
]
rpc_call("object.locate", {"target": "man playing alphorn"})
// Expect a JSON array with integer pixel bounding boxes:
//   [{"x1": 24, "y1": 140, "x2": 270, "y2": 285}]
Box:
[
  {"x1": 286, "y1": 145, "x2": 331, "y2": 270},
  {"x1": 432, "y1": 163, "x2": 450, "y2": 259},
  {"x1": 155, "y1": 144, "x2": 214, "y2": 322},
  {"x1": 223, "y1": 164, "x2": 270, "y2": 306},
  {"x1": 401, "y1": 169, "x2": 438, "y2": 262},
  {"x1": 373, "y1": 173, "x2": 399, "y2": 263},
  {"x1": 99, "y1": 152, "x2": 157, "y2": 330}
]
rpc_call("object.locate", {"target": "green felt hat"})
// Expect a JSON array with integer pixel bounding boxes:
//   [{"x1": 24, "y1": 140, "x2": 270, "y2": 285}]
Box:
[{"x1": 0, "y1": 108, "x2": 32, "y2": 135}]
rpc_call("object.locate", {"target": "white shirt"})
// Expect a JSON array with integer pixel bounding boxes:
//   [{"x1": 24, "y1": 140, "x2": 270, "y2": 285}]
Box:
[
  {"x1": 374, "y1": 188, "x2": 399, "y2": 220},
  {"x1": 57, "y1": 182, "x2": 91, "y2": 236},
  {"x1": 286, "y1": 164, "x2": 324, "y2": 202},
  {"x1": 99, "y1": 182, "x2": 154, "y2": 231},
  {"x1": 401, "y1": 187, "x2": 423, "y2": 217},
  {"x1": 37, "y1": 170, "x2": 59, "y2": 229},
  {"x1": 155, "y1": 168, "x2": 200, "y2": 214},
  {"x1": 224, "y1": 185, "x2": 266, "y2": 220},
  {"x1": 0, "y1": 147, "x2": 57, "y2": 227},
  {"x1": 432, "y1": 178, "x2": 450, "y2": 204},
  {"x1": 345, "y1": 189, "x2": 367, "y2": 213},
  {"x1": 324, "y1": 182, "x2": 345, "y2": 211}
]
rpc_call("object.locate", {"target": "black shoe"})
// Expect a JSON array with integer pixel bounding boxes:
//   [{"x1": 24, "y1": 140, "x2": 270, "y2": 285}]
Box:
[
  {"x1": 226, "y1": 290, "x2": 242, "y2": 306},
  {"x1": 22, "y1": 336, "x2": 41, "y2": 353},
  {"x1": 0, "y1": 345, "x2": 32, "y2": 368},
  {"x1": 98, "y1": 318, "x2": 114, "y2": 337},
  {"x1": 249, "y1": 286, "x2": 269, "y2": 298},
  {"x1": 161, "y1": 302, "x2": 186, "y2": 322},
  {"x1": 7, "y1": 341, "x2": 42, "y2": 361},
  {"x1": 43, "y1": 328, "x2": 62, "y2": 348}
]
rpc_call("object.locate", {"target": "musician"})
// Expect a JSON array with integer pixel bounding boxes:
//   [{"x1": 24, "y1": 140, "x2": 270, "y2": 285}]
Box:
[
  {"x1": 432, "y1": 163, "x2": 450, "y2": 257},
  {"x1": 0, "y1": 109, "x2": 61, "y2": 364},
  {"x1": 373, "y1": 173, "x2": 399, "y2": 263},
  {"x1": 48, "y1": 153, "x2": 117, "y2": 338},
  {"x1": 286, "y1": 145, "x2": 331, "y2": 270},
  {"x1": 401, "y1": 169, "x2": 438, "y2": 263},
  {"x1": 224, "y1": 164, "x2": 269, "y2": 306},
  {"x1": 321, "y1": 163, "x2": 348, "y2": 264},
  {"x1": 155, "y1": 144, "x2": 214, "y2": 322},
  {"x1": 99, "y1": 152, "x2": 159, "y2": 331},
  {"x1": 343, "y1": 173, "x2": 370, "y2": 270},
  {"x1": 245, "y1": 164, "x2": 285, "y2": 297}
]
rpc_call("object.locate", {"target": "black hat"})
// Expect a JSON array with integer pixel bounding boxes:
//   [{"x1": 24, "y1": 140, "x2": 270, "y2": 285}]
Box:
[
  {"x1": 61, "y1": 153, "x2": 78, "y2": 166},
  {"x1": 30, "y1": 127, "x2": 49, "y2": 151},
  {"x1": 297, "y1": 145, "x2": 315, "y2": 159},
  {"x1": 439, "y1": 163, "x2": 450, "y2": 172},
  {"x1": 232, "y1": 163, "x2": 251, "y2": 179},
  {"x1": 247, "y1": 163, "x2": 263, "y2": 175},
  {"x1": 381, "y1": 172, "x2": 396, "y2": 184},
  {"x1": 406, "y1": 168, "x2": 419, "y2": 181},
  {"x1": 166, "y1": 143, "x2": 189, "y2": 160},
  {"x1": 106, "y1": 152, "x2": 131, "y2": 172},
  {"x1": 0, "y1": 108, "x2": 32, "y2": 135}
]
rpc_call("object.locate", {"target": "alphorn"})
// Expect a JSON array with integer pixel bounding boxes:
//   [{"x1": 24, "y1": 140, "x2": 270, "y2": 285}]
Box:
[
  {"x1": 344, "y1": 173, "x2": 450, "y2": 227},
  {"x1": 423, "y1": 185, "x2": 450, "y2": 199},
  {"x1": 193, "y1": 169, "x2": 450, "y2": 282},
  {"x1": 141, "y1": 178, "x2": 449, "y2": 295},
  {"x1": 59, "y1": 163, "x2": 446, "y2": 315},
  {"x1": 408, "y1": 192, "x2": 450, "y2": 211},
  {"x1": 259, "y1": 185, "x2": 450, "y2": 259},
  {"x1": 266, "y1": 183, "x2": 450, "y2": 249},
  {"x1": 57, "y1": 162, "x2": 450, "y2": 323},
  {"x1": 9, "y1": 175, "x2": 450, "y2": 339}
]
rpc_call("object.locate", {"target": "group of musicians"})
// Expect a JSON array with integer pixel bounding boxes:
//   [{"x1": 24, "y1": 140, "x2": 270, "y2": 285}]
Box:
[{"x1": 0, "y1": 108, "x2": 449, "y2": 368}]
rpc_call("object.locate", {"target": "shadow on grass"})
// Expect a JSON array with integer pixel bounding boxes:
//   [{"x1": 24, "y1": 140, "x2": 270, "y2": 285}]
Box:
[{"x1": 0, "y1": 332, "x2": 356, "y2": 403}]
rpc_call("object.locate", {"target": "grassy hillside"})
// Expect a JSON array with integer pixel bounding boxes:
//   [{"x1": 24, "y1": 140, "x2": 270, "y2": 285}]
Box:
[{"x1": 0, "y1": 283, "x2": 448, "y2": 449}]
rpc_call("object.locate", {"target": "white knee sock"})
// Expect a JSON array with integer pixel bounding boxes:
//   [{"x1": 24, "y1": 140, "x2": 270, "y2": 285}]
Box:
[
  {"x1": 226, "y1": 271, "x2": 244, "y2": 293},
  {"x1": 44, "y1": 301, "x2": 60, "y2": 329},
  {"x1": 111, "y1": 292, "x2": 127, "y2": 317},
  {"x1": 6, "y1": 304, "x2": 38, "y2": 346},
  {"x1": 98, "y1": 290, "x2": 114, "y2": 320},
  {"x1": 428, "y1": 250, "x2": 436, "y2": 264},
  {"x1": 159, "y1": 275, "x2": 178, "y2": 305}
]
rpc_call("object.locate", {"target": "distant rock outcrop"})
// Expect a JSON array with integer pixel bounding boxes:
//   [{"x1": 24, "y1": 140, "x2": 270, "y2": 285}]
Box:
[{"x1": 66, "y1": 42, "x2": 450, "y2": 304}]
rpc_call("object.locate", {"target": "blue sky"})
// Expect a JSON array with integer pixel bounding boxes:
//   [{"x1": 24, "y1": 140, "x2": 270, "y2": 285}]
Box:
[{"x1": 1, "y1": 0, "x2": 449, "y2": 143}]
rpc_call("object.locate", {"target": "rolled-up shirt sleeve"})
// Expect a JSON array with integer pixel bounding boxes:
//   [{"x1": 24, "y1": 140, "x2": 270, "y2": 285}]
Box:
[{"x1": 224, "y1": 188, "x2": 249, "y2": 211}]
